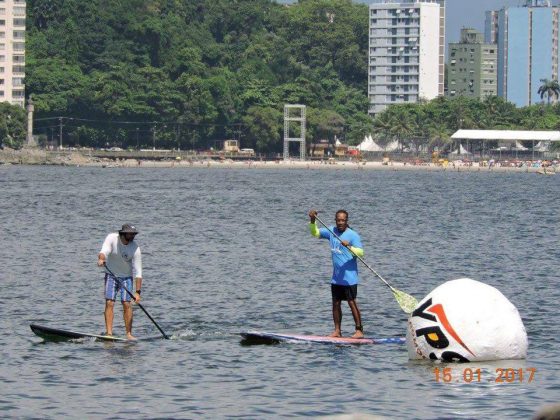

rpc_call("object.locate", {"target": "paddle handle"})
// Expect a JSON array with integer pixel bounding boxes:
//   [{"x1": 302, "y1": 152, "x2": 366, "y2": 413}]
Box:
[
  {"x1": 103, "y1": 264, "x2": 170, "y2": 339},
  {"x1": 314, "y1": 215, "x2": 396, "y2": 293}
]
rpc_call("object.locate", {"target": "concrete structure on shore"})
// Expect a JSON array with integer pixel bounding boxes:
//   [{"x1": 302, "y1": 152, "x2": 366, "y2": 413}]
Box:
[
  {"x1": 0, "y1": 0, "x2": 26, "y2": 107},
  {"x1": 283, "y1": 104, "x2": 306, "y2": 160},
  {"x1": 25, "y1": 96, "x2": 34, "y2": 146}
]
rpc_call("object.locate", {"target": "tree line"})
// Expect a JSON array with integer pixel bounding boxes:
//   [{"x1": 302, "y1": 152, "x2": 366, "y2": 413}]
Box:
[
  {"x1": 2, "y1": 0, "x2": 560, "y2": 152},
  {"x1": 22, "y1": 0, "x2": 370, "y2": 151},
  {"x1": 372, "y1": 95, "x2": 560, "y2": 153}
]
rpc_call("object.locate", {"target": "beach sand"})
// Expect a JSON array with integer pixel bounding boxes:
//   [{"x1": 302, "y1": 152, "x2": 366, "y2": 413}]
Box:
[{"x1": 0, "y1": 148, "x2": 556, "y2": 174}]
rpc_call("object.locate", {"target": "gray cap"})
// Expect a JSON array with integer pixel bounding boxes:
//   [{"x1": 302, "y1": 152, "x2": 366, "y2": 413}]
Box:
[{"x1": 119, "y1": 223, "x2": 138, "y2": 234}]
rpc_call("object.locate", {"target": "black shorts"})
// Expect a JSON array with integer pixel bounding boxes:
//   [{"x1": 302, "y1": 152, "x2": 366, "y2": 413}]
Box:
[{"x1": 331, "y1": 284, "x2": 358, "y2": 301}]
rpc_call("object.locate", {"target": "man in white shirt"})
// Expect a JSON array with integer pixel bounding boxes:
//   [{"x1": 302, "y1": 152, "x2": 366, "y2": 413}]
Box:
[{"x1": 97, "y1": 224, "x2": 142, "y2": 339}]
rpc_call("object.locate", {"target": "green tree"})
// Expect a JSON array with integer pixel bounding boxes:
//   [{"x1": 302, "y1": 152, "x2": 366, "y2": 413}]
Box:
[
  {"x1": 307, "y1": 108, "x2": 345, "y2": 145},
  {"x1": 537, "y1": 79, "x2": 560, "y2": 105},
  {"x1": 481, "y1": 96, "x2": 517, "y2": 129},
  {"x1": 241, "y1": 106, "x2": 282, "y2": 152},
  {"x1": 24, "y1": 57, "x2": 88, "y2": 114},
  {"x1": 0, "y1": 103, "x2": 27, "y2": 149},
  {"x1": 26, "y1": 0, "x2": 374, "y2": 150},
  {"x1": 427, "y1": 122, "x2": 451, "y2": 152}
]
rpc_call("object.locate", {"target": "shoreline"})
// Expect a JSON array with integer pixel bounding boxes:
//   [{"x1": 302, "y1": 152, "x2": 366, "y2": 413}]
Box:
[{"x1": 0, "y1": 148, "x2": 556, "y2": 174}]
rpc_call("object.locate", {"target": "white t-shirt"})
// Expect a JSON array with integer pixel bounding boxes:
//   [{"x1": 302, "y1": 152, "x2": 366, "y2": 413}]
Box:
[{"x1": 99, "y1": 233, "x2": 142, "y2": 278}]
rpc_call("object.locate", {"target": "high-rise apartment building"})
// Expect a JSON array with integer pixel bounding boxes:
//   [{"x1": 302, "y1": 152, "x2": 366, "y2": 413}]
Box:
[
  {"x1": 1, "y1": 0, "x2": 25, "y2": 108},
  {"x1": 368, "y1": 0, "x2": 445, "y2": 118},
  {"x1": 448, "y1": 28, "x2": 497, "y2": 99},
  {"x1": 485, "y1": 0, "x2": 559, "y2": 107}
]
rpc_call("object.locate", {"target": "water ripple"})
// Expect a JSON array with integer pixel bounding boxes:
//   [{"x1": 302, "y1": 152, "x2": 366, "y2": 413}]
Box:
[{"x1": 0, "y1": 166, "x2": 558, "y2": 418}]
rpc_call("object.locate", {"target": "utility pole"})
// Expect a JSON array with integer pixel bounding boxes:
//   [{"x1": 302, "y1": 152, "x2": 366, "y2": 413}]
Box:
[
  {"x1": 152, "y1": 125, "x2": 156, "y2": 151},
  {"x1": 136, "y1": 127, "x2": 139, "y2": 150}
]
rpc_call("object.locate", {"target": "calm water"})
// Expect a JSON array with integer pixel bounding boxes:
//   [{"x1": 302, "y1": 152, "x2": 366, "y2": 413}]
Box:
[{"x1": 0, "y1": 166, "x2": 558, "y2": 419}]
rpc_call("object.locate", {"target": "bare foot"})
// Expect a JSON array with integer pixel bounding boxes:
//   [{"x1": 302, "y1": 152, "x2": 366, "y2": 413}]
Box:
[
  {"x1": 329, "y1": 330, "x2": 342, "y2": 337},
  {"x1": 126, "y1": 333, "x2": 137, "y2": 340},
  {"x1": 351, "y1": 330, "x2": 364, "y2": 339}
]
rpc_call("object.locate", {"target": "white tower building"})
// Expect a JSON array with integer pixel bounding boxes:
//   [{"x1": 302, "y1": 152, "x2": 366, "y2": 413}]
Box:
[
  {"x1": 368, "y1": 0, "x2": 444, "y2": 117},
  {"x1": 1, "y1": 0, "x2": 26, "y2": 107}
]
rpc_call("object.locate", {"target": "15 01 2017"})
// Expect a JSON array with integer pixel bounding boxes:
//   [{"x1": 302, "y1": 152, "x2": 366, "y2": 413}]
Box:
[{"x1": 434, "y1": 367, "x2": 536, "y2": 383}]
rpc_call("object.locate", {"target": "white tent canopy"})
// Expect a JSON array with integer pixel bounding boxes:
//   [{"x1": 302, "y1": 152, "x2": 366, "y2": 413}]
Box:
[
  {"x1": 357, "y1": 135, "x2": 383, "y2": 152},
  {"x1": 534, "y1": 141, "x2": 549, "y2": 152},
  {"x1": 451, "y1": 129, "x2": 560, "y2": 142},
  {"x1": 450, "y1": 144, "x2": 471, "y2": 155},
  {"x1": 514, "y1": 141, "x2": 528, "y2": 151},
  {"x1": 357, "y1": 136, "x2": 401, "y2": 152}
]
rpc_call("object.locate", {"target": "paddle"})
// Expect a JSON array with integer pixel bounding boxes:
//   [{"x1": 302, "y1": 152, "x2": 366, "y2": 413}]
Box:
[
  {"x1": 103, "y1": 263, "x2": 170, "y2": 339},
  {"x1": 314, "y1": 214, "x2": 419, "y2": 314}
]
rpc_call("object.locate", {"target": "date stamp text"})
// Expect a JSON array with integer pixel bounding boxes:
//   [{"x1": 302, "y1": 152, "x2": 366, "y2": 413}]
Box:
[{"x1": 434, "y1": 367, "x2": 536, "y2": 383}]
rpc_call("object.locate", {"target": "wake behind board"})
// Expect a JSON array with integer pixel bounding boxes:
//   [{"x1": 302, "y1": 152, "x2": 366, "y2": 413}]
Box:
[
  {"x1": 30, "y1": 323, "x2": 148, "y2": 342},
  {"x1": 240, "y1": 330, "x2": 405, "y2": 345}
]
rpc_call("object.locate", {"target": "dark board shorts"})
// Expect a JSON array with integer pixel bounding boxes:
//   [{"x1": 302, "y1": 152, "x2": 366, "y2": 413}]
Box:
[{"x1": 331, "y1": 284, "x2": 358, "y2": 301}]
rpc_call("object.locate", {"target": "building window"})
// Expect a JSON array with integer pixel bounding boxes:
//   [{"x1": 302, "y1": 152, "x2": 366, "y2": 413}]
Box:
[
  {"x1": 13, "y1": 42, "x2": 24, "y2": 51},
  {"x1": 12, "y1": 89, "x2": 24, "y2": 98},
  {"x1": 12, "y1": 77, "x2": 23, "y2": 86},
  {"x1": 12, "y1": 65, "x2": 25, "y2": 73},
  {"x1": 13, "y1": 30, "x2": 25, "y2": 39},
  {"x1": 13, "y1": 18, "x2": 25, "y2": 27},
  {"x1": 12, "y1": 55, "x2": 24, "y2": 63},
  {"x1": 13, "y1": 7, "x2": 25, "y2": 16}
]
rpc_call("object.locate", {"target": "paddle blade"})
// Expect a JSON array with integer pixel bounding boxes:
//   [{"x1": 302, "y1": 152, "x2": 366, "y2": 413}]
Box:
[{"x1": 393, "y1": 289, "x2": 419, "y2": 314}]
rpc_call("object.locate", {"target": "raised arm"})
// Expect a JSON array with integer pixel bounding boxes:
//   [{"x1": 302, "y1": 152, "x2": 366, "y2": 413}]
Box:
[{"x1": 309, "y1": 209, "x2": 320, "y2": 238}]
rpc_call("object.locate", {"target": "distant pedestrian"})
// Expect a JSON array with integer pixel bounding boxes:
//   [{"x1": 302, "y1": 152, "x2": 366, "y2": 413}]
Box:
[
  {"x1": 97, "y1": 224, "x2": 142, "y2": 339},
  {"x1": 308, "y1": 209, "x2": 365, "y2": 338}
]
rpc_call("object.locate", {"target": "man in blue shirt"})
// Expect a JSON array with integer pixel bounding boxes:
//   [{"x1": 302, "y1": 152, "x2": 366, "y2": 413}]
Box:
[{"x1": 309, "y1": 209, "x2": 364, "y2": 338}]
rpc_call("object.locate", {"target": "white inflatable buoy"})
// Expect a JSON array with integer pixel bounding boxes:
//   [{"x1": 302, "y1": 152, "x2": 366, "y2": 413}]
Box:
[{"x1": 406, "y1": 278, "x2": 528, "y2": 362}]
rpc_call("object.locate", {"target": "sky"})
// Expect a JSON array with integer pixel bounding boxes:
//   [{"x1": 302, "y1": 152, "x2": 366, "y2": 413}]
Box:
[{"x1": 278, "y1": 0, "x2": 560, "y2": 43}]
